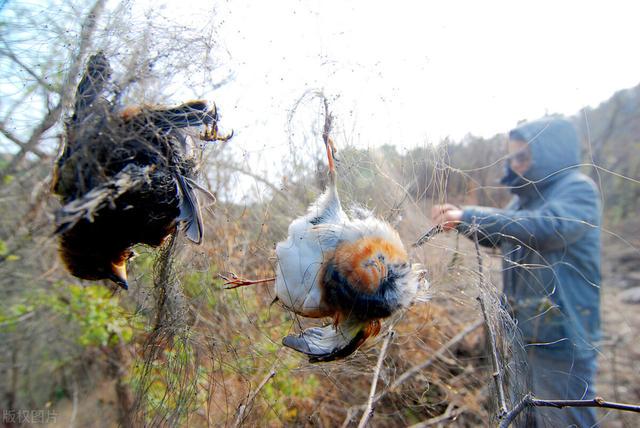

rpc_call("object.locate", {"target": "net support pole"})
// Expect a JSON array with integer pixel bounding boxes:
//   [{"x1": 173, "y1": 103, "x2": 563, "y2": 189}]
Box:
[{"x1": 471, "y1": 217, "x2": 508, "y2": 418}]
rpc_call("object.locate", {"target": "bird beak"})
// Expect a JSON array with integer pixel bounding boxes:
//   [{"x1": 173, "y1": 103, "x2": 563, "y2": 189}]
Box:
[{"x1": 109, "y1": 261, "x2": 129, "y2": 290}]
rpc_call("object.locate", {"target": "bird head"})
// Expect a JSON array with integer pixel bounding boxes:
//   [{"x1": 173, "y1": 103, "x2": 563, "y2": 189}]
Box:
[
  {"x1": 324, "y1": 233, "x2": 419, "y2": 321},
  {"x1": 58, "y1": 241, "x2": 132, "y2": 290},
  {"x1": 107, "y1": 257, "x2": 130, "y2": 290}
]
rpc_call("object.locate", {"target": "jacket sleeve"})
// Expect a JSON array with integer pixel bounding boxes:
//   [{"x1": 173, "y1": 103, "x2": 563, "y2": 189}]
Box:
[
  {"x1": 456, "y1": 216, "x2": 503, "y2": 248},
  {"x1": 458, "y1": 178, "x2": 600, "y2": 251}
]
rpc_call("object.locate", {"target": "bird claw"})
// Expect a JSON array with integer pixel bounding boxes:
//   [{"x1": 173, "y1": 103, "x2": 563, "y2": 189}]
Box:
[
  {"x1": 199, "y1": 123, "x2": 234, "y2": 142},
  {"x1": 219, "y1": 272, "x2": 274, "y2": 289},
  {"x1": 218, "y1": 272, "x2": 240, "y2": 288}
]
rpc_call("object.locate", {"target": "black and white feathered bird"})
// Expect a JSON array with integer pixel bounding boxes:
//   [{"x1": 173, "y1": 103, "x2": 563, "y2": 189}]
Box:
[{"x1": 224, "y1": 136, "x2": 426, "y2": 362}]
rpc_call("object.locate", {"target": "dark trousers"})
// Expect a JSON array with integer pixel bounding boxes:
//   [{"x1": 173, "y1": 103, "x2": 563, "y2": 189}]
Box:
[{"x1": 523, "y1": 346, "x2": 598, "y2": 427}]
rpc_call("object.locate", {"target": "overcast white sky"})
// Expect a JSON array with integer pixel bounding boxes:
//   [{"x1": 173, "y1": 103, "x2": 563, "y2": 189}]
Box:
[
  {"x1": 4, "y1": 1, "x2": 640, "y2": 159},
  {"x1": 178, "y1": 0, "x2": 640, "y2": 155},
  {"x1": 7, "y1": 0, "x2": 638, "y2": 199}
]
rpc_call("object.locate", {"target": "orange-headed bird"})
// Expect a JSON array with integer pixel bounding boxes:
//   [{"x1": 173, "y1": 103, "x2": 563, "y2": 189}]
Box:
[
  {"x1": 53, "y1": 52, "x2": 231, "y2": 289},
  {"x1": 224, "y1": 137, "x2": 424, "y2": 362}
]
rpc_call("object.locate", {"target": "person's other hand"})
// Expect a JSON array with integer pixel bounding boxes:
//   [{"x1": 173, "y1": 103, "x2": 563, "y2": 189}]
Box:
[{"x1": 431, "y1": 204, "x2": 463, "y2": 231}]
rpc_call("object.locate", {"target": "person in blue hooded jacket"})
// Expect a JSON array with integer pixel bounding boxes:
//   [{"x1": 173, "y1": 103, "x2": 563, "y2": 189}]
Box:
[{"x1": 432, "y1": 117, "x2": 601, "y2": 427}]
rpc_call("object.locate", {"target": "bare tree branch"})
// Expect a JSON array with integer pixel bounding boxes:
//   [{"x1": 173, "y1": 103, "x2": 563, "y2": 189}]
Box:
[
  {"x1": 233, "y1": 369, "x2": 276, "y2": 428},
  {"x1": 499, "y1": 393, "x2": 640, "y2": 428},
  {"x1": 0, "y1": 41, "x2": 58, "y2": 93},
  {"x1": 0, "y1": 124, "x2": 47, "y2": 158},
  {"x1": 221, "y1": 162, "x2": 289, "y2": 200},
  {"x1": 357, "y1": 329, "x2": 395, "y2": 428},
  {"x1": 371, "y1": 319, "x2": 483, "y2": 406},
  {"x1": 0, "y1": 0, "x2": 106, "y2": 181},
  {"x1": 407, "y1": 405, "x2": 466, "y2": 428}
]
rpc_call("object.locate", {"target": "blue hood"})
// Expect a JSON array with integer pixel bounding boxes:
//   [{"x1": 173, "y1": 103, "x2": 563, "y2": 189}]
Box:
[
  {"x1": 460, "y1": 115, "x2": 601, "y2": 361},
  {"x1": 502, "y1": 117, "x2": 581, "y2": 195}
]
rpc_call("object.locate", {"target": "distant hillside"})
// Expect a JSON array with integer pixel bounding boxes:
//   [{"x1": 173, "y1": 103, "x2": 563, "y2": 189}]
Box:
[
  {"x1": 572, "y1": 83, "x2": 640, "y2": 222},
  {"x1": 401, "y1": 82, "x2": 640, "y2": 225}
]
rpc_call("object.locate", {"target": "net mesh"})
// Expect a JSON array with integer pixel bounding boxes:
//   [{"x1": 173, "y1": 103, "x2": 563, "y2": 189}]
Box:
[{"x1": 1, "y1": 2, "x2": 639, "y2": 427}]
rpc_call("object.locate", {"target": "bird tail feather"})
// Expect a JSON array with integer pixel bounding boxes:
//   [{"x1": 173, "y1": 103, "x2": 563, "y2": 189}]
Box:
[{"x1": 72, "y1": 51, "x2": 112, "y2": 124}]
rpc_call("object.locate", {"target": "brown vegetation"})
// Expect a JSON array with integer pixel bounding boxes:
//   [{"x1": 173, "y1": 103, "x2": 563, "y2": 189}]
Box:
[{"x1": 1, "y1": 1, "x2": 640, "y2": 427}]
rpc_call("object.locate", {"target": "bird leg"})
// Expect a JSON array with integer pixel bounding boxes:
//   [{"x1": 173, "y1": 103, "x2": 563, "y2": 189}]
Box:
[
  {"x1": 324, "y1": 137, "x2": 337, "y2": 175},
  {"x1": 333, "y1": 312, "x2": 342, "y2": 328},
  {"x1": 219, "y1": 272, "x2": 275, "y2": 289},
  {"x1": 321, "y1": 96, "x2": 337, "y2": 180}
]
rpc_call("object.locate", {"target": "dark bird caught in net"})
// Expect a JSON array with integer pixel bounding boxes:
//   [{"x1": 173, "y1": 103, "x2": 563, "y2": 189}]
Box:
[{"x1": 52, "y1": 52, "x2": 232, "y2": 289}]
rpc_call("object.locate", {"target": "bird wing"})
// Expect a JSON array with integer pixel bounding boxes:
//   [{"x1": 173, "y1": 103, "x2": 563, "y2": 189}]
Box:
[
  {"x1": 282, "y1": 317, "x2": 379, "y2": 363},
  {"x1": 175, "y1": 175, "x2": 204, "y2": 244},
  {"x1": 54, "y1": 52, "x2": 112, "y2": 196},
  {"x1": 55, "y1": 164, "x2": 149, "y2": 234},
  {"x1": 274, "y1": 228, "x2": 326, "y2": 314}
]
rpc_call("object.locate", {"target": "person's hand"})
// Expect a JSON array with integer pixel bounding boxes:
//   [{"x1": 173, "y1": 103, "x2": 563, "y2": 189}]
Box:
[{"x1": 431, "y1": 204, "x2": 463, "y2": 231}]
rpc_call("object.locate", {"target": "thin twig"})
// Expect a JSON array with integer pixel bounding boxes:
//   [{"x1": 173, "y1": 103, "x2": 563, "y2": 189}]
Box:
[
  {"x1": 372, "y1": 319, "x2": 483, "y2": 406},
  {"x1": 498, "y1": 393, "x2": 640, "y2": 428},
  {"x1": 0, "y1": 311, "x2": 35, "y2": 327},
  {"x1": 69, "y1": 378, "x2": 79, "y2": 428},
  {"x1": 357, "y1": 329, "x2": 395, "y2": 428},
  {"x1": 340, "y1": 407, "x2": 357, "y2": 428},
  {"x1": 407, "y1": 405, "x2": 466, "y2": 428},
  {"x1": 220, "y1": 162, "x2": 289, "y2": 200},
  {"x1": 477, "y1": 294, "x2": 509, "y2": 416},
  {"x1": 531, "y1": 397, "x2": 640, "y2": 412},
  {"x1": 471, "y1": 219, "x2": 508, "y2": 417},
  {"x1": 0, "y1": 43, "x2": 58, "y2": 92},
  {"x1": 233, "y1": 369, "x2": 277, "y2": 428},
  {"x1": 498, "y1": 394, "x2": 529, "y2": 428},
  {"x1": 0, "y1": 125, "x2": 46, "y2": 158}
]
